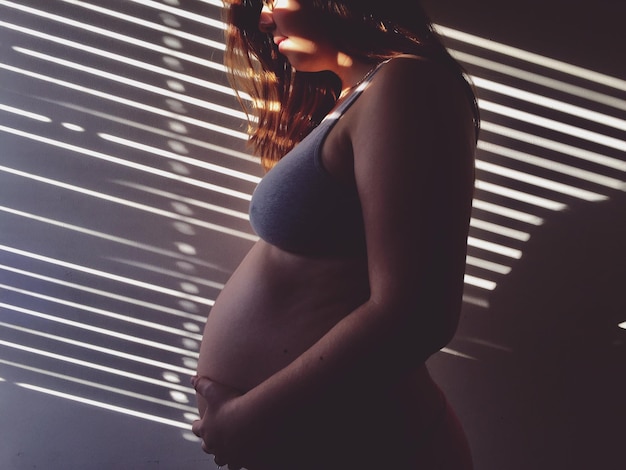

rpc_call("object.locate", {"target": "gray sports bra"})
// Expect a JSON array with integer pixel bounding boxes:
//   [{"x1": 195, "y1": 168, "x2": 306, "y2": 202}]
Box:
[{"x1": 249, "y1": 63, "x2": 385, "y2": 257}]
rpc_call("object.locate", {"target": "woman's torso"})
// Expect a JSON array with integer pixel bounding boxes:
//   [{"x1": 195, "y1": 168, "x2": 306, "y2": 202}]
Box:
[
  {"x1": 196, "y1": 56, "x2": 475, "y2": 468},
  {"x1": 197, "y1": 241, "x2": 452, "y2": 467},
  {"x1": 197, "y1": 62, "x2": 384, "y2": 392},
  {"x1": 196, "y1": 240, "x2": 371, "y2": 392}
]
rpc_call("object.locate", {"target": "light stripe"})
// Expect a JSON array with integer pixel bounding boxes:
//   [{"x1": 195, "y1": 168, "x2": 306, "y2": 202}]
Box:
[
  {"x1": 462, "y1": 295, "x2": 490, "y2": 308},
  {"x1": 14, "y1": 47, "x2": 246, "y2": 120},
  {"x1": 0, "y1": 20, "x2": 236, "y2": 97},
  {"x1": 0, "y1": 206, "x2": 226, "y2": 269},
  {"x1": 468, "y1": 237, "x2": 523, "y2": 259},
  {"x1": 0, "y1": 302, "x2": 200, "y2": 357},
  {"x1": 0, "y1": 322, "x2": 197, "y2": 375},
  {"x1": 475, "y1": 160, "x2": 608, "y2": 202},
  {"x1": 61, "y1": 122, "x2": 84, "y2": 132},
  {"x1": 0, "y1": 103, "x2": 51, "y2": 122},
  {"x1": 470, "y1": 218, "x2": 531, "y2": 241},
  {"x1": 0, "y1": 264, "x2": 208, "y2": 323},
  {"x1": 0, "y1": 4, "x2": 225, "y2": 71},
  {"x1": 108, "y1": 259, "x2": 225, "y2": 291},
  {"x1": 114, "y1": 182, "x2": 251, "y2": 220},
  {"x1": 476, "y1": 180, "x2": 567, "y2": 211},
  {"x1": 53, "y1": 102, "x2": 257, "y2": 162},
  {"x1": 0, "y1": 339, "x2": 193, "y2": 393},
  {"x1": 472, "y1": 199, "x2": 544, "y2": 225},
  {"x1": 473, "y1": 76, "x2": 626, "y2": 132},
  {"x1": 437, "y1": 25, "x2": 626, "y2": 91},
  {"x1": 0, "y1": 126, "x2": 252, "y2": 198},
  {"x1": 0, "y1": 63, "x2": 247, "y2": 140},
  {"x1": 479, "y1": 122, "x2": 626, "y2": 174},
  {"x1": 464, "y1": 275, "x2": 497, "y2": 291},
  {"x1": 59, "y1": 0, "x2": 225, "y2": 49},
  {"x1": 466, "y1": 256, "x2": 512, "y2": 275},
  {"x1": 0, "y1": 358, "x2": 197, "y2": 413},
  {"x1": 480, "y1": 100, "x2": 626, "y2": 153},
  {"x1": 452, "y1": 50, "x2": 626, "y2": 112},
  {"x1": 0, "y1": 164, "x2": 257, "y2": 241},
  {"x1": 0, "y1": 284, "x2": 203, "y2": 340},
  {"x1": 0, "y1": 244, "x2": 215, "y2": 306},
  {"x1": 440, "y1": 347, "x2": 476, "y2": 360},
  {"x1": 461, "y1": 338, "x2": 513, "y2": 353},
  {"x1": 196, "y1": 0, "x2": 223, "y2": 5},
  {"x1": 99, "y1": 133, "x2": 260, "y2": 183},
  {"x1": 16, "y1": 383, "x2": 190, "y2": 429},
  {"x1": 126, "y1": 0, "x2": 225, "y2": 29}
]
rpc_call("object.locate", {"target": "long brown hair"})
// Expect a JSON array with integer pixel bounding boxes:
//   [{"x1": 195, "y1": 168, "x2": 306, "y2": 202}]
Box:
[{"x1": 223, "y1": 0, "x2": 479, "y2": 171}]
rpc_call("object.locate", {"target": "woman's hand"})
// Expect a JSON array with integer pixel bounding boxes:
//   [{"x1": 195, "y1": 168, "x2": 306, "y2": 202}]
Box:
[{"x1": 191, "y1": 375, "x2": 244, "y2": 469}]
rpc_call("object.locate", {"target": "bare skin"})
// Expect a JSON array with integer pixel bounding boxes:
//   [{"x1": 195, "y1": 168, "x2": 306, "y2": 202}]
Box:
[
  {"x1": 193, "y1": 56, "x2": 475, "y2": 469},
  {"x1": 192, "y1": 2, "x2": 476, "y2": 468}
]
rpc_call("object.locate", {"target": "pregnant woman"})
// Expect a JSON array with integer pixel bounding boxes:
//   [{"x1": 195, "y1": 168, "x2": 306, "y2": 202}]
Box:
[{"x1": 192, "y1": 0, "x2": 479, "y2": 468}]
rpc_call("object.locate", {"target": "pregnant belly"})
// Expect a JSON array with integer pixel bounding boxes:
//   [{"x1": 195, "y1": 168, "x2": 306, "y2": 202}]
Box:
[
  {"x1": 196, "y1": 241, "x2": 370, "y2": 392},
  {"x1": 194, "y1": 242, "x2": 449, "y2": 468}
]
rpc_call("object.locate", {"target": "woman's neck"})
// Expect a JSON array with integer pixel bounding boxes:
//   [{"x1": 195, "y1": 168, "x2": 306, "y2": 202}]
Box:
[{"x1": 330, "y1": 53, "x2": 380, "y2": 98}]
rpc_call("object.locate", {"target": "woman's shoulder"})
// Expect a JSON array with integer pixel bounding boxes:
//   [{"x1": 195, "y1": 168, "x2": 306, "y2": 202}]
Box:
[
  {"x1": 357, "y1": 54, "x2": 473, "y2": 128},
  {"x1": 348, "y1": 53, "x2": 476, "y2": 161},
  {"x1": 371, "y1": 54, "x2": 464, "y2": 99}
]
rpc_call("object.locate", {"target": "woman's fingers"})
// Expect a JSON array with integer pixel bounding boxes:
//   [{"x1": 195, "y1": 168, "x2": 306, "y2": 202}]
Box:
[
  {"x1": 191, "y1": 418, "x2": 201, "y2": 437},
  {"x1": 192, "y1": 375, "x2": 238, "y2": 403},
  {"x1": 191, "y1": 375, "x2": 246, "y2": 464},
  {"x1": 191, "y1": 378, "x2": 220, "y2": 456},
  {"x1": 192, "y1": 418, "x2": 214, "y2": 455},
  {"x1": 191, "y1": 374, "x2": 208, "y2": 393}
]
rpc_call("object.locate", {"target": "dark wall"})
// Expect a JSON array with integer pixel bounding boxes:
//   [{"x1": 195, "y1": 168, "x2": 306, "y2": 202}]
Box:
[{"x1": 422, "y1": 0, "x2": 626, "y2": 77}]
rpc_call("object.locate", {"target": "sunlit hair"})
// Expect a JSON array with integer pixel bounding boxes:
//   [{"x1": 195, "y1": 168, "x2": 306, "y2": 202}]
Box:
[{"x1": 223, "y1": 0, "x2": 480, "y2": 171}]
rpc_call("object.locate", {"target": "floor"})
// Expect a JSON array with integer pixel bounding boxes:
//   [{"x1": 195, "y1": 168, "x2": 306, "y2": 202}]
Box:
[{"x1": 1, "y1": 1, "x2": 625, "y2": 469}]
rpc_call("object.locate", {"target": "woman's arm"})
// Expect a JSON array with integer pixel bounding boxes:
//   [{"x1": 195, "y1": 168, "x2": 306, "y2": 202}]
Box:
[{"x1": 192, "y1": 56, "x2": 476, "y2": 467}]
